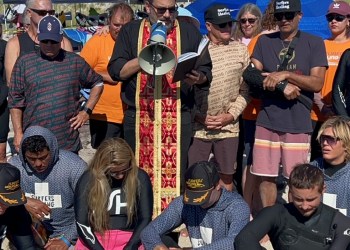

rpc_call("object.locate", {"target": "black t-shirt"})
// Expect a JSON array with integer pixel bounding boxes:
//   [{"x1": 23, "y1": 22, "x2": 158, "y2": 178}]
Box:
[{"x1": 252, "y1": 31, "x2": 328, "y2": 133}]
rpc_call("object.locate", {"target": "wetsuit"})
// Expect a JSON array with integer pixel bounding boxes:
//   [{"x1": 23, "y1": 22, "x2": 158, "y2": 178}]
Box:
[
  {"x1": 332, "y1": 48, "x2": 350, "y2": 117},
  {"x1": 1, "y1": 205, "x2": 36, "y2": 249},
  {"x1": 235, "y1": 203, "x2": 350, "y2": 250}
]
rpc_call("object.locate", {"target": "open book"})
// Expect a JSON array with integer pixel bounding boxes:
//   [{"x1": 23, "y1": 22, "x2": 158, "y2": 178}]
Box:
[{"x1": 172, "y1": 36, "x2": 210, "y2": 83}]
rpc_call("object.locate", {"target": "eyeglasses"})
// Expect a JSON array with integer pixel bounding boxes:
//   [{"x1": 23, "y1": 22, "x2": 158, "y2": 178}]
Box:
[
  {"x1": 40, "y1": 40, "x2": 60, "y2": 44},
  {"x1": 326, "y1": 14, "x2": 347, "y2": 22},
  {"x1": 108, "y1": 166, "x2": 132, "y2": 177},
  {"x1": 319, "y1": 134, "x2": 340, "y2": 147},
  {"x1": 274, "y1": 12, "x2": 297, "y2": 21},
  {"x1": 149, "y1": 2, "x2": 178, "y2": 15},
  {"x1": 240, "y1": 18, "x2": 257, "y2": 24},
  {"x1": 217, "y1": 21, "x2": 233, "y2": 28},
  {"x1": 30, "y1": 8, "x2": 55, "y2": 16}
]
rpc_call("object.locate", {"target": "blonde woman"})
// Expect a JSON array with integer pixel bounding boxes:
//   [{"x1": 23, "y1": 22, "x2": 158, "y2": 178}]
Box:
[
  {"x1": 232, "y1": 3, "x2": 262, "y2": 45},
  {"x1": 74, "y1": 138, "x2": 153, "y2": 250}
]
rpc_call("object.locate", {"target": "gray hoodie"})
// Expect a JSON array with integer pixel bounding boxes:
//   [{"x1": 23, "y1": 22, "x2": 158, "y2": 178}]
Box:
[{"x1": 9, "y1": 125, "x2": 87, "y2": 243}]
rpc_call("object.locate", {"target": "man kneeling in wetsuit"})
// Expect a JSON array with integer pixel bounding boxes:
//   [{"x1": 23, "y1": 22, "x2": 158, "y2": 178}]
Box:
[{"x1": 235, "y1": 163, "x2": 350, "y2": 250}]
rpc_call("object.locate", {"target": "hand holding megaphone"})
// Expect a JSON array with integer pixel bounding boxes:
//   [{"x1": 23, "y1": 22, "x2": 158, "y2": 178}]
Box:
[{"x1": 138, "y1": 21, "x2": 176, "y2": 76}]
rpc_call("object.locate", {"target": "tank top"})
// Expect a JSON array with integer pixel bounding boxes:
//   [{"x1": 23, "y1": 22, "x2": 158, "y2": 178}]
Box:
[{"x1": 18, "y1": 32, "x2": 39, "y2": 56}]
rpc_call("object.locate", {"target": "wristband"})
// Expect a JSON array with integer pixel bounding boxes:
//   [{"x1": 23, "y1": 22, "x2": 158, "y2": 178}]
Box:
[
  {"x1": 59, "y1": 235, "x2": 71, "y2": 247},
  {"x1": 276, "y1": 79, "x2": 288, "y2": 93}
]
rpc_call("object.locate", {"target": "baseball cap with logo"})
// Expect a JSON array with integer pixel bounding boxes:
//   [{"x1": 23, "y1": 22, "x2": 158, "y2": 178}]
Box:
[
  {"x1": 37, "y1": 15, "x2": 63, "y2": 42},
  {"x1": 0, "y1": 163, "x2": 26, "y2": 206},
  {"x1": 183, "y1": 161, "x2": 220, "y2": 206},
  {"x1": 204, "y1": 4, "x2": 235, "y2": 24},
  {"x1": 327, "y1": 1, "x2": 350, "y2": 16},
  {"x1": 274, "y1": 0, "x2": 301, "y2": 13}
]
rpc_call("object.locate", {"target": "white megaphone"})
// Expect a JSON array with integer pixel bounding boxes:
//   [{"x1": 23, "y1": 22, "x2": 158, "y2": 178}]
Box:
[{"x1": 139, "y1": 22, "x2": 176, "y2": 76}]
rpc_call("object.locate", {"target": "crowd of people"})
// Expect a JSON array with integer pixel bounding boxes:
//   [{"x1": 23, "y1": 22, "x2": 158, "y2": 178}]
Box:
[{"x1": 0, "y1": 0, "x2": 350, "y2": 249}]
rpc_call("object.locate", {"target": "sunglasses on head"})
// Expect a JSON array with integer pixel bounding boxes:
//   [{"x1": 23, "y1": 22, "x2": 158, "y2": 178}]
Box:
[
  {"x1": 149, "y1": 2, "x2": 178, "y2": 15},
  {"x1": 240, "y1": 18, "x2": 257, "y2": 24},
  {"x1": 319, "y1": 134, "x2": 340, "y2": 147},
  {"x1": 217, "y1": 21, "x2": 233, "y2": 28},
  {"x1": 326, "y1": 13, "x2": 347, "y2": 22},
  {"x1": 274, "y1": 12, "x2": 297, "y2": 21},
  {"x1": 30, "y1": 8, "x2": 55, "y2": 16}
]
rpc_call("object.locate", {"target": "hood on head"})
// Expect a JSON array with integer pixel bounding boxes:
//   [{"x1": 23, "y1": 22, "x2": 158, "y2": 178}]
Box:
[{"x1": 19, "y1": 126, "x2": 59, "y2": 172}]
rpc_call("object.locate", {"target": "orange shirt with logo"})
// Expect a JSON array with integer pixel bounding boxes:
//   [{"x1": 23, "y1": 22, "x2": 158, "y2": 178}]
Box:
[{"x1": 311, "y1": 39, "x2": 350, "y2": 121}]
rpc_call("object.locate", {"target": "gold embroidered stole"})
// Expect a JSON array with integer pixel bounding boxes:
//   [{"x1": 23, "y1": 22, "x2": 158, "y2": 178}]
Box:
[{"x1": 136, "y1": 19, "x2": 181, "y2": 216}]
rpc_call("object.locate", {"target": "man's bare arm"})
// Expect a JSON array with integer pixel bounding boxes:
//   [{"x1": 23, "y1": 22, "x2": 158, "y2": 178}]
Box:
[
  {"x1": 4, "y1": 37, "x2": 20, "y2": 86},
  {"x1": 10, "y1": 108, "x2": 23, "y2": 152}
]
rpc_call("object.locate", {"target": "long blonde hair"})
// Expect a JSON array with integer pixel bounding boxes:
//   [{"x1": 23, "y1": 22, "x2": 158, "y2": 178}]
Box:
[{"x1": 87, "y1": 138, "x2": 139, "y2": 233}]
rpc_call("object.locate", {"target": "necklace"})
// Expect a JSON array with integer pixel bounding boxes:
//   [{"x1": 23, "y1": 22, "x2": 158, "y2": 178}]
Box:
[{"x1": 281, "y1": 39, "x2": 291, "y2": 49}]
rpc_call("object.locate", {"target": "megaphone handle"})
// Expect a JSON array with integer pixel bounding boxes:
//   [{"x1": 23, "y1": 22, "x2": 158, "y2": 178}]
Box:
[{"x1": 151, "y1": 43, "x2": 158, "y2": 88}]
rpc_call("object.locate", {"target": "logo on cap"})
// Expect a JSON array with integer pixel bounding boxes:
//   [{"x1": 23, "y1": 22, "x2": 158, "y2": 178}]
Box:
[
  {"x1": 276, "y1": 0, "x2": 291, "y2": 10},
  {"x1": 186, "y1": 178, "x2": 205, "y2": 188},
  {"x1": 333, "y1": 3, "x2": 341, "y2": 9},
  {"x1": 5, "y1": 180, "x2": 20, "y2": 191},
  {"x1": 47, "y1": 22, "x2": 52, "y2": 31},
  {"x1": 217, "y1": 8, "x2": 230, "y2": 17}
]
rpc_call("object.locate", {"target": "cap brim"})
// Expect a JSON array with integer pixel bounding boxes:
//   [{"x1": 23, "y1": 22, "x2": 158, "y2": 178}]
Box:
[
  {"x1": 0, "y1": 190, "x2": 26, "y2": 207},
  {"x1": 38, "y1": 34, "x2": 63, "y2": 43},
  {"x1": 183, "y1": 188, "x2": 212, "y2": 205},
  {"x1": 207, "y1": 17, "x2": 235, "y2": 25}
]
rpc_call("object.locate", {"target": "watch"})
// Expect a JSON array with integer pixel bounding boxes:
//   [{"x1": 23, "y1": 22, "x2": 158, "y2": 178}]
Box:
[{"x1": 82, "y1": 106, "x2": 92, "y2": 115}]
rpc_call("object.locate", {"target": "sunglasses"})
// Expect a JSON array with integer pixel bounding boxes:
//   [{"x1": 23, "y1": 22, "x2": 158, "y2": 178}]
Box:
[
  {"x1": 240, "y1": 18, "x2": 257, "y2": 24},
  {"x1": 217, "y1": 21, "x2": 233, "y2": 28},
  {"x1": 108, "y1": 166, "x2": 132, "y2": 177},
  {"x1": 319, "y1": 134, "x2": 340, "y2": 147},
  {"x1": 149, "y1": 2, "x2": 178, "y2": 15},
  {"x1": 30, "y1": 8, "x2": 55, "y2": 16},
  {"x1": 274, "y1": 12, "x2": 297, "y2": 21},
  {"x1": 326, "y1": 14, "x2": 347, "y2": 22},
  {"x1": 40, "y1": 40, "x2": 60, "y2": 44}
]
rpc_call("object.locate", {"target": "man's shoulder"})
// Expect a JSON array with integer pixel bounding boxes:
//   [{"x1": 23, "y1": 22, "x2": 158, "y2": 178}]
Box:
[{"x1": 57, "y1": 150, "x2": 87, "y2": 169}]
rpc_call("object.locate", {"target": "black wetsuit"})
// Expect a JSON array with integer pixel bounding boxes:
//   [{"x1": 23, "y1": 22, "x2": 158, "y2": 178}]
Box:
[
  {"x1": 235, "y1": 203, "x2": 350, "y2": 250},
  {"x1": 74, "y1": 169, "x2": 153, "y2": 250},
  {"x1": 332, "y1": 48, "x2": 350, "y2": 117},
  {"x1": 1, "y1": 205, "x2": 36, "y2": 249}
]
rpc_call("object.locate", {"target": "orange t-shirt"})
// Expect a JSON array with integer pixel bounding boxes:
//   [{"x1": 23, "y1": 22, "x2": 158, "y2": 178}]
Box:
[
  {"x1": 80, "y1": 34, "x2": 124, "y2": 124},
  {"x1": 311, "y1": 39, "x2": 350, "y2": 121},
  {"x1": 242, "y1": 34, "x2": 262, "y2": 120}
]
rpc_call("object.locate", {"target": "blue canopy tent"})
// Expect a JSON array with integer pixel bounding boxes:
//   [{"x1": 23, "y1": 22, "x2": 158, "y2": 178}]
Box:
[{"x1": 186, "y1": 0, "x2": 333, "y2": 39}]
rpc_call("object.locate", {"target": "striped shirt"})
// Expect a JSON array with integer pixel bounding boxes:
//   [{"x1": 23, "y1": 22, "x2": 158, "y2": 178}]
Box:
[{"x1": 8, "y1": 49, "x2": 102, "y2": 152}]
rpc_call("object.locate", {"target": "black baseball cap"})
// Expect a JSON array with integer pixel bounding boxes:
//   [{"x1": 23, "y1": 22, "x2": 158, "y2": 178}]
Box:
[
  {"x1": 204, "y1": 4, "x2": 236, "y2": 25},
  {"x1": 0, "y1": 163, "x2": 26, "y2": 206},
  {"x1": 274, "y1": 0, "x2": 301, "y2": 13},
  {"x1": 183, "y1": 161, "x2": 220, "y2": 206}
]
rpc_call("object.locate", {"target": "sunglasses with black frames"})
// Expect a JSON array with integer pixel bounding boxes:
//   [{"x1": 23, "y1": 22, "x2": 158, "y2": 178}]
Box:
[
  {"x1": 274, "y1": 12, "x2": 297, "y2": 21},
  {"x1": 216, "y1": 21, "x2": 233, "y2": 28},
  {"x1": 326, "y1": 13, "x2": 348, "y2": 22},
  {"x1": 149, "y1": 2, "x2": 178, "y2": 15},
  {"x1": 30, "y1": 8, "x2": 55, "y2": 16},
  {"x1": 240, "y1": 18, "x2": 257, "y2": 24}
]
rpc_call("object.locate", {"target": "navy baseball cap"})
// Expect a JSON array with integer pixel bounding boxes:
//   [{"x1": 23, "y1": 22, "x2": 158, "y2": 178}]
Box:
[{"x1": 38, "y1": 15, "x2": 63, "y2": 42}]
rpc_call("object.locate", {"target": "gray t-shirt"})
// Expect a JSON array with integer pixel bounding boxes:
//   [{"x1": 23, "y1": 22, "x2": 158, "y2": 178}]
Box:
[{"x1": 252, "y1": 31, "x2": 328, "y2": 133}]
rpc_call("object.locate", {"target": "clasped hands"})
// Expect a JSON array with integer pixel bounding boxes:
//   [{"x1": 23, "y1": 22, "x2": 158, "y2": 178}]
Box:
[{"x1": 262, "y1": 71, "x2": 300, "y2": 100}]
